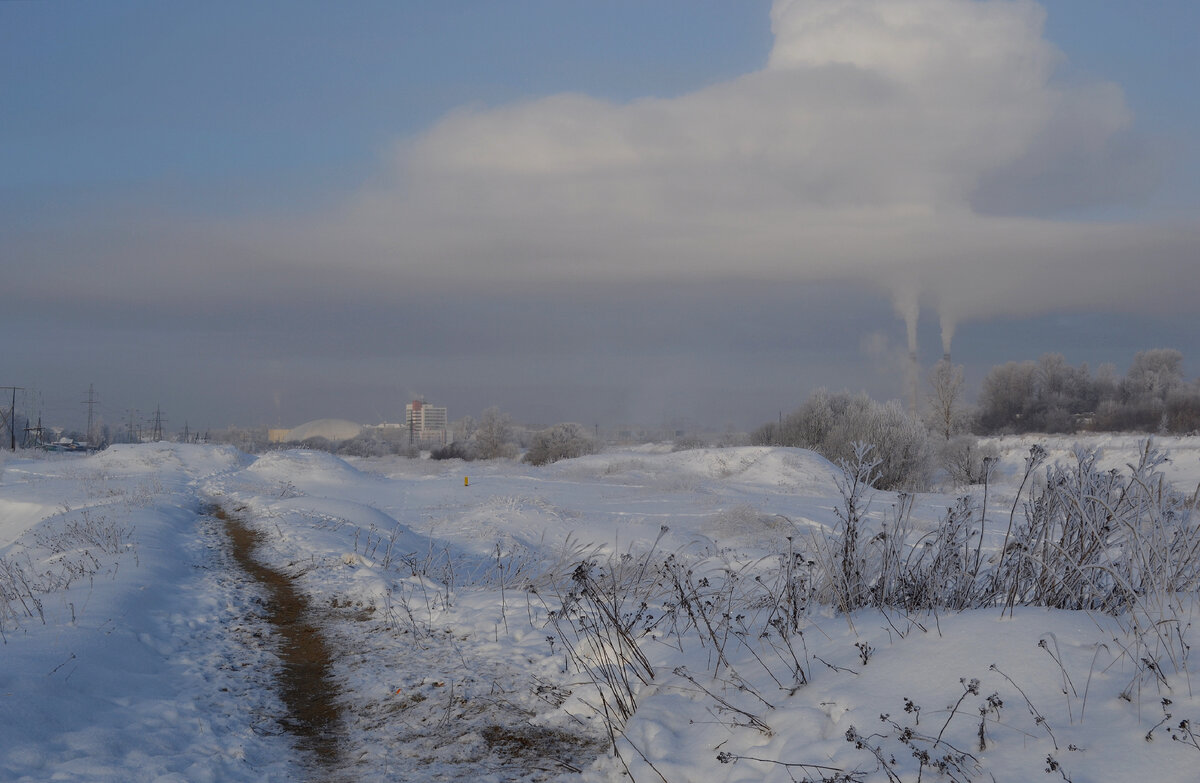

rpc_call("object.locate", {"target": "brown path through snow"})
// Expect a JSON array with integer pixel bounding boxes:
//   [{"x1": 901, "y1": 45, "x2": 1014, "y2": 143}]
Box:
[{"x1": 216, "y1": 507, "x2": 345, "y2": 778}]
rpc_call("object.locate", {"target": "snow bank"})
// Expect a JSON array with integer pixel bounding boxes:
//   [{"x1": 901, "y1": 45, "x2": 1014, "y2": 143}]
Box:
[
  {"x1": 243, "y1": 448, "x2": 367, "y2": 489},
  {"x1": 556, "y1": 446, "x2": 842, "y2": 493},
  {"x1": 0, "y1": 447, "x2": 297, "y2": 782},
  {"x1": 982, "y1": 433, "x2": 1200, "y2": 490}
]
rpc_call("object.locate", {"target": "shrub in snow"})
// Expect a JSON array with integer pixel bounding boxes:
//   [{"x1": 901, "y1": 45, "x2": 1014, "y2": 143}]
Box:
[
  {"x1": 806, "y1": 439, "x2": 1200, "y2": 630},
  {"x1": 810, "y1": 442, "x2": 879, "y2": 612},
  {"x1": 753, "y1": 390, "x2": 933, "y2": 491},
  {"x1": 523, "y1": 423, "x2": 597, "y2": 466},
  {"x1": 1166, "y1": 387, "x2": 1200, "y2": 434},
  {"x1": 2, "y1": 508, "x2": 137, "y2": 634},
  {"x1": 548, "y1": 555, "x2": 659, "y2": 727},
  {"x1": 671, "y1": 435, "x2": 708, "y2": 452},
  {"x1": 937, "y1": 435, "x2": 1000, "y2": 486},
  {"x1": 430, "y1": 441, "x2": 476, "y2": 461},
  {"x1": 296, "y1": 436, "x2": 334, "y2": 452},
  {"x1": 992, "y1": 441, "x2": 1200, "y2": 616},
  {"x1": 272, "y1": 429, "x2": 416, "y2": 458},
  {"x1": 335, "y1": 434, "x2": 394, "y2": 458},
  {"x1": 696, "y1": 437, "x2": 1200, "y2": 627}
]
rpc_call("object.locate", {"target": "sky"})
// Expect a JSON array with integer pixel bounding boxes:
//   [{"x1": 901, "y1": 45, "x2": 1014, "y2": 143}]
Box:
[{"x1": 3, "y1": 0, "x2": 1198, "y2": 435}]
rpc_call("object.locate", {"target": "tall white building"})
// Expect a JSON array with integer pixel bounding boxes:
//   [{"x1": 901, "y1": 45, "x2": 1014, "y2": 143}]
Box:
[{"x1": 404, "y1": 399, "x2": 448, "y2": 445}]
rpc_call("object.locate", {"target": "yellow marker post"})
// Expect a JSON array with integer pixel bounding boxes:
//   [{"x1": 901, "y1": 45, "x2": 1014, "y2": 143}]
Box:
[{"x1": 464, "y1": 476, "x2": 469, "y2": 487}]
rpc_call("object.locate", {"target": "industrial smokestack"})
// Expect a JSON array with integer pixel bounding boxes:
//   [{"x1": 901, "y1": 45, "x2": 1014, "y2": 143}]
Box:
[
  {"x1": 909, "y1": 350, "x2": 920, "y2": 417},
  {"x1": 891, "y1": 286, "x2": 921, "y2": 418},
  {"x1": 939, "y1": 311, "x2": 956, "y2": 366}
]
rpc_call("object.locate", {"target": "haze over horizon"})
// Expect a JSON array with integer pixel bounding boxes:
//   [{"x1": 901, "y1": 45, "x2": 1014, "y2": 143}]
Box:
[{"x1": 4, "y1": 0, "x2": 1198, "y2": 434}]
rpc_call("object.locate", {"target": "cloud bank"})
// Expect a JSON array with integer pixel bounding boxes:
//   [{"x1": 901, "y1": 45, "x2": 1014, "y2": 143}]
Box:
[
  {"x1": 8, "y1": 0, "x2": 1193, "y2": 424},
  {"x1": 280, "y1": 0, "x2": 1187, "y2": 358}
]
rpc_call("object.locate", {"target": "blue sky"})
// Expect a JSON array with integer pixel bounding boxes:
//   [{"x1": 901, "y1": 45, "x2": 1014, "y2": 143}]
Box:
[
  {"x1": 3, "y1": 2, "x2": 773, "y2": 209},
  {"x1": 1039, "y1": 0, "x2": 1200, "y2": 215},
  {"x1": 3, "y1": 0, "x2": 1198, "y2": 433}
]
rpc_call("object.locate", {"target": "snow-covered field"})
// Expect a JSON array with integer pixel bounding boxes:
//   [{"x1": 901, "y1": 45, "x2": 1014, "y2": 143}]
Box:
[{"x1": 2, "y1": 435, "x2": 1199, "y2": 781}]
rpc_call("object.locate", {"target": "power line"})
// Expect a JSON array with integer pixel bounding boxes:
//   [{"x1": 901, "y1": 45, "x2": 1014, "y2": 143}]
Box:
[
  {"x1": 21, "y1": 390, "x2": 44, "y2": 449},
  {"x1": 82, "y1": 384, "x2": 98, "y2": 446},
  {"x1": 23, "y1": 417, "x2": 45, "y2": 449},
  {"x1": 0, "y1": 387, "x2": 23, "y2": 451},
  {"x1": 150, "y1": 405, "x2": 166, "y2": 442}
]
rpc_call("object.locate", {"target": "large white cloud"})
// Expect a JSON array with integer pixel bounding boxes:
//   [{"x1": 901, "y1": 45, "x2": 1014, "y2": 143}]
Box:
[{"x1": 251, "y1": 0, "x2": 1191, "y2": 354}]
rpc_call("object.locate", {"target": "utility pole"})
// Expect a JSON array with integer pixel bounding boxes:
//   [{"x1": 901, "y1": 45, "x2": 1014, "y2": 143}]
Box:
[
  {"x1": 83, "y1": 384, "x2": 98, "y2": 446},
  {"x1": 0, "y1": 387, "x2": 23, "y2": 451}
]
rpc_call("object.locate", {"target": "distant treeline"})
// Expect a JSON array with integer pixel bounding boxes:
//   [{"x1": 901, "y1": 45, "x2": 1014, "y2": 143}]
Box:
[
  {"x1": 974, "y1": 348, "x2": 1199, "y2": 435},
  {"x1": 750, "y1": 349, "x2": 1198, "y2": 491}
]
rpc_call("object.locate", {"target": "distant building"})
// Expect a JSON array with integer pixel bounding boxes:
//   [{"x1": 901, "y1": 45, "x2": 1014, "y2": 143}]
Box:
[
  {"x1": 405, "y1": 400, "x2": 448, "y2": 446},
  {"x1": 282, "y1": 419, "x2": 363, "y2": 444}
]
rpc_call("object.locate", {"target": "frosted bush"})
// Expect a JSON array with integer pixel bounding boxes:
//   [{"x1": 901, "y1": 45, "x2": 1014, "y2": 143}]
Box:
[
  {"x1": 753, "y1": 390, "x2": 933, "y2": 490},
  {"x1": 937, "y1": 435, "x2": 1000, "y2": 486},
  {"x1": 523, "y1": 423, "x2": 597, "y2": 466}
]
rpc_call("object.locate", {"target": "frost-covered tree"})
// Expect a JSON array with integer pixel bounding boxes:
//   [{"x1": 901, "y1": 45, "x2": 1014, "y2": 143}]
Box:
[
  {"x1": 1166, "y1": 385, "x2": 1200, "y2": 433},
  {"x1": 754, "y1": 390, "x2": 932, "y2": 491},
  {"x1": 926, "y1": 359, "x2": 965, "y2": 440},
  {"x1": 972, "y1": 349, "x2": 1193, "y2": 434},
  {"x1": 452, "y1": 415, "x2": 477, "y2": 444},
  {"x1": 473, "y1": 407, "x2": 517, "y2": 460},
  {"x1": 1032, "y1": 353, "x2": 1096, "y2": 432},
  {"x1": 832, "y1": 398, "x2": 933, "y2": 491},
  {"x1": 1124, "y1": 348, "x2": 1184, "y2": 401},
  {"x1": 976, "y1": 361, "x2": 1037, "y2": 433},
  {"x1": 976, "y1": 354, "x2": 1096, "y2": 433},
  {"x1": 1091, "y1": 349, "x2": 1187, "y2": 431},
  {"x1": 523, "y1": 422, "x2": 597, "y2": 466}
]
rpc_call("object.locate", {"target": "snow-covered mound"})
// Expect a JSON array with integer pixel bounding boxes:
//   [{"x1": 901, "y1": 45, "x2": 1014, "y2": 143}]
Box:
[
  {"x1": 91, "y1": 441, "x2": 250, "y2": 478},
  {"x1": 659, "y1": 446, "x2": 843, "y2": 492},
  {"x1": 244, "y1": 448, "x2": 367, "y2": 488}
]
